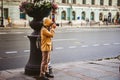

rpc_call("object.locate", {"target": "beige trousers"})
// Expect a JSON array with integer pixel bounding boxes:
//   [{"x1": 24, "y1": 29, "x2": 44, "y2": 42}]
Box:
[{"x1": 40, "y1": 51, "x2": 50, "y2": 77}]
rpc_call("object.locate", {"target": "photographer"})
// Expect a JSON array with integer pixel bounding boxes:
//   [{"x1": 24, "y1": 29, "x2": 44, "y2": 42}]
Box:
[{"x1": 39, "y1": 17, "x2": 56, "y2": 80}]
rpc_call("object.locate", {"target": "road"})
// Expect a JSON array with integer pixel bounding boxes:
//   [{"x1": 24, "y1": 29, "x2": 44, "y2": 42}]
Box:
[{"x1": 0, "y1": 27, "x2": 120, "y2": 70}]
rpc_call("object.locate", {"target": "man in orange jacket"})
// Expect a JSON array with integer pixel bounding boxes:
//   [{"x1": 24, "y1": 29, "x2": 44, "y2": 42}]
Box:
[{"x1": 39, "y1": 17, "x2": 56, "y2": 80}]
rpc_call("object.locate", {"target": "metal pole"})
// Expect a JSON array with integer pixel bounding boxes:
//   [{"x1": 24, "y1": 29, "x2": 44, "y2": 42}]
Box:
[
  {"x1": 0, "y1": 0, "x2": 4, "y2": 27},
  {"x1": 52, "y1": 0, "x2": 55, "y2": 23}
]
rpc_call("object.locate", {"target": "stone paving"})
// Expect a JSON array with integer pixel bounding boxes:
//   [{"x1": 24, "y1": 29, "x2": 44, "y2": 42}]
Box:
[{"x1": 0, "y1": 58, "x2": 119, "y2": 80}]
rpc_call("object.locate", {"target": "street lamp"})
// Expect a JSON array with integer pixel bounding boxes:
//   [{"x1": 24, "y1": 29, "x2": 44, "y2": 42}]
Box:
[
  {"x1": 51, "y1": 0, "x2": 55, "y2": 23},
  {"x1": 0, "y1": 0, "x2": 4, "y2": 27}
]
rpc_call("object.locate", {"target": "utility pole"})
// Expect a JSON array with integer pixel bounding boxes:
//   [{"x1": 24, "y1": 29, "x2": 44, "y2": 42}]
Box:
[{"x1": 0, "y1": 0, "x2": 4, "y2": 27}]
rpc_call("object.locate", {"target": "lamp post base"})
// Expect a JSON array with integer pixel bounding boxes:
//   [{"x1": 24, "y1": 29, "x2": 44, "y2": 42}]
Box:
[
  {"x1": 25, "y1": 35, "x2": 42, "y2": 76},
  {"x1": 0, "y1": 25, "x2": 4, "y2": 27},
  {"x1": 25, "y1": 64, "x2": 40, "y2": 76}
]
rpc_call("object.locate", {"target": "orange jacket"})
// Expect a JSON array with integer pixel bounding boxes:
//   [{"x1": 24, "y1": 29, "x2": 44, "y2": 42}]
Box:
[{"x1": 40, "y1": 27, "x2": 55, "y2": 51}]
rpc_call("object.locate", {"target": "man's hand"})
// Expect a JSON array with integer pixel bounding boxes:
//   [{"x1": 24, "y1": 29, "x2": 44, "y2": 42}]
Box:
[{"x1": 51, "y1": 23, "x2": 56, "y2": 29}]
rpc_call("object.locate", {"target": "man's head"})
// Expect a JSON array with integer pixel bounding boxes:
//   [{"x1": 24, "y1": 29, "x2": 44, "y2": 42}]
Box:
[{"x1": 43, "y1": 17, "x2": 53, "y2": 27}]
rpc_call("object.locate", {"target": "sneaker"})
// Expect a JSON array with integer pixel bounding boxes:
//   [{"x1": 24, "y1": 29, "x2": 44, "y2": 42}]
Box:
[
  {"x1": 45, "y1": 72, "x2": 54, "y2": 78},
  {"x1": 36, "y1": 76, "x2": 49, "y2": 80},
  {"x1": 49, "y1": 67, "x2": 54, "y2": 77}
]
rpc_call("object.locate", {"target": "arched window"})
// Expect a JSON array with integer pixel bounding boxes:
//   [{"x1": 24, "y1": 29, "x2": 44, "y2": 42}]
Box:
[
  {"x1": 91, "y1": 0, "x2": 95, "y2": 5},
  {"x1": 62, "y1": 0, "x2": 66, "y2": 3},
  {"x1": 100, "y1": 0, "x2": 104, "y2": 5},
  {"x1": 108, "y1": 12, "x2": 112, "y2": 23},
  {"x1": 72, "y1": 11, "x2": 76, "y2": 20},
  {"x1": 82, "y1": 0, "x2": 86, "y2": 4},
  {"x1": 81, "y1": 11, "x2": 86, "y2": 20},
  {"x1": 91, "y1": 12, "x2": 94, "y2": 20},
  {"x1": 116, "y1": 12, "x2": 120, "y2": 20},
  {"x1": 109, "y1": 0, "x2": 112, "y2": 6},
  {"x1": 61, "y1": 11, "x2": 66, "y2": 20},
  {"x1": 99, "y1": 13, "x2": 103, "y2": 21}
]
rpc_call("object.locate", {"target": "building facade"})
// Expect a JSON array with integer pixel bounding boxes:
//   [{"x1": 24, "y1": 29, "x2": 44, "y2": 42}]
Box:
[
  {"x1": 55, "y1": 0, "x2": 120, "y2": 25},
  {"x1": 0, "y1": 0, "x2": 28, "y2": 26},
  {"x1": 0, "y1": 0, "x2": 120, "y2": 26}
]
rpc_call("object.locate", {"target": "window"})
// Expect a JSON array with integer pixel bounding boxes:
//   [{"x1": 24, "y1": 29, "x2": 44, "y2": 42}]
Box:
[
  {"x1": 100, "y1": 0, "x2": 104, "y2": 5},
  {"x1": 72, "y1": 0, "x2": 76, "y2": 4},
  {"x1": 4, "y1": 8, "x2": 8, "y2": 19},
  {"x1": 108, "y1": 12, "x2": 112, "y2": 23},
  {"x1": 91, "y1": 0, "x2": 95, "y2": 5},
  {"x1": 20, "y1": 12, "x2": 26, "y2": 19},
  {"x1": 82, "y1": 0, "x2": 86, "y2": 4},
  {"x1": 61, "y1": 11, "x2": 66, "y2": 20},
  {"x1": 99, "y1": 13, "x2": 103, "y2": 20},
  {"x1": 116, "y1": 12, "x2": 120, "y2": 19},
  {"x1": 67, "y1": 0, "x2": 69, "y2": 3},
  {"x1": 117, "y1": 0, "x2": 120, "y2": 6},
  {"x1": 81, "y1": 11, "x2": 86, "y2": 20},
  {"x1": 62, "y1": 0, "x2": 66, "y2": 3},
  {"x1": 91, "y1": 12, "x2": 94, "y2": 20},
  {"x1": 109, "y1": 0, "x2": 112, "y2": 6},
  {"x1": 72, "y1": 11, "x2": 76, "y2": 20}
]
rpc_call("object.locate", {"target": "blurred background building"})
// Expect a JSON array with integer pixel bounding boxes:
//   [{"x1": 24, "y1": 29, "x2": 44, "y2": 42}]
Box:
[{"x1": 0, "y1": 0, "x2": 120, "y2": 27}]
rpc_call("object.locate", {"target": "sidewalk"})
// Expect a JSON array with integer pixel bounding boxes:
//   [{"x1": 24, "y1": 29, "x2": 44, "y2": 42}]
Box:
[
  {"x1": 59, "y1": 24, "x2": 120, "y2": 28},
  {"x1": 0, "y1": 57, "x2": 120, "y2": 80},
  {"x1": 0, "y1": 24, "x2": 120, "y2": 29}
]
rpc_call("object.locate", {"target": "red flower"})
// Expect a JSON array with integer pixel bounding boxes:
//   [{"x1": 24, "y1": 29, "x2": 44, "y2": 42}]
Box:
[{"x1": 52, "y1": 3, "x2": 58, "y2": 10}]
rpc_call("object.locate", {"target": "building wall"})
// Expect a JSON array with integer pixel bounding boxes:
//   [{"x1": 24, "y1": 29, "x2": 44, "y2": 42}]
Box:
[
  {"x1": 1, "y1": 0, "x2": 120, "y2": 26},
  {"x1": 55, "y1": 0, "x2": 120, "y2": 25},
  {"x1": 2, "y1": 1, "x2": 21, "y2": 26}
]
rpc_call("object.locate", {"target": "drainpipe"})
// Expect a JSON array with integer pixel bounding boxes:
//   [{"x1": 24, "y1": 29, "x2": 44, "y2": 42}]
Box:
[{"x1": 0, "y1": 0, "x2": 4, "y2": 27}]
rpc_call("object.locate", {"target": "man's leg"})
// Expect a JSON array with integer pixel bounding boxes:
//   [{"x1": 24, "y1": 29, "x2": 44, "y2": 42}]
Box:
[
  {"x1": 45, "y1": 53, "x2": 54, "y2": 78},
  {"x1": 39, "y1": 51, "x2": 50, "y2": 80}
]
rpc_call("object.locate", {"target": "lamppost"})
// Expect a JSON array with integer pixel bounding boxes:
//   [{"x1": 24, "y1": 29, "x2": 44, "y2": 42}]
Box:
[
  {"x1": 0, "y1": 0, "x2": 4, "y2": 27},
  {"x1": 25, "y1": 0, "x2": 57, "y2": 76},
  {"x1": 52, "y1": 0, "x2": 55, "y2": 23}
]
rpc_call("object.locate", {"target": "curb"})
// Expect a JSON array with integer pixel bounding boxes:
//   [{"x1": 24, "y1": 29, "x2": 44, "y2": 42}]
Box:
[{"x1": 0, "y1": 25, "x2": 120, "y2": 30}]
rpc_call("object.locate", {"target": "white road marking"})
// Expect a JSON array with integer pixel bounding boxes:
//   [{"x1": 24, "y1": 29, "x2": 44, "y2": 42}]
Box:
[
  {"x1": 103, "y1": 43, "x2": 110, "y2": 46},
  {"x1": 0, "y1": 32, "x2": 24, "y2": 35},
  {"x1": 55, "y1": 47, "x2": 64, "y2": 50},
  {"x1": 24, "y1": 36, "x2": 28, "y2": 38},
  {"x1": 5, "y1": 51, "x2": 18, "y2": 54},
  {"x1": 0, "y1": 32, "x2": 7, "y2": 34},
  {"x1": 69, "y1": 46, "x2": 77, "y2": 48},
  {"x1": 113, "y1": 43, "x2": 120, "y2": 45},
  {"x1": 81, "y1": 45, "x2": 88, "y2": 47},
  {"x1": 4, "y1": 42, "x2": 120, "y2": 54},
  {"x1": 92, "y1": 44, "x2": 100, "y2": 47},
  {"x1": 53, "y1": 38, "x2": 77, "y2": 42},
  {"x1": 24, "y1": 50, "x2": 30, "y2": 53},
  {"x1": 10, "y1": 32, "x2": 24, "y2": 34}
]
